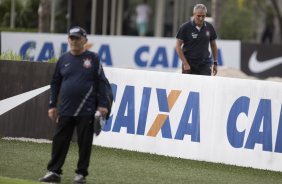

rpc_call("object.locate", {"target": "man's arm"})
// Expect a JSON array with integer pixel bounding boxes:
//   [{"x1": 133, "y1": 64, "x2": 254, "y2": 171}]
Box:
[
  {"x1": 97, "y1": 63, "x2": 109, "y2": 117},
  {"x1": 175, "y1": 39, "x2": 190, "y2": 72},
  {"x1": 210, "y1": 40, "x2": 218, "y2": 76},
  {"x1": 48, "y1": 62, "x2": 62, "y2": 121}
]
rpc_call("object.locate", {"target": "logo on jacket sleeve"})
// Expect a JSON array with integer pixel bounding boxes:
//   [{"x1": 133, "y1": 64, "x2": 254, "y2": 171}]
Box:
[{"x1": 83, "y1": 58, "x2": 92, "y2": 68}]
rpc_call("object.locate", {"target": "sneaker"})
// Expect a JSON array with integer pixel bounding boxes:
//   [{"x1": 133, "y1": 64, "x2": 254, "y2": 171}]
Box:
[
  {"x1": 39, "y1": 171, "x2": 61, "y2": 183},
  {"x1": 73, "y1": 174, "x2": 86, "y2": 184}
]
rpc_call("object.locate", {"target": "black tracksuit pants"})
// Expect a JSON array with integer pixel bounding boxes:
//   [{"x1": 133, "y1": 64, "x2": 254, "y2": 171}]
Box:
[{"x1": 47, "y1": 116, "x2": 94, "y2": 176}]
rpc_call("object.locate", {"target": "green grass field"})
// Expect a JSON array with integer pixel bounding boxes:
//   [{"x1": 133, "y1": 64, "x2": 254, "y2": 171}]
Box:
[
  {"x1": 1, "y1": 138, "x2": 282, "y2": 184},
  {"x1": 0, "y1": 176, "x2": 40, "y2": 184}
]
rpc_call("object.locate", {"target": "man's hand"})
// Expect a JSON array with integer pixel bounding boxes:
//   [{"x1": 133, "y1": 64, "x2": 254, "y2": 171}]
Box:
[
  {"x1": 97, "y1": 106, "x2": 108, "y2": 118},
  {"x1": 183, "y1": 62, "x2": 191, "y2": 71},
  {"x1": 182, "y1": 62, "x2": 191, "y2": 74},
  {"x1": 48, "y1": 108, "x2": 58, "y2": 122},
  {"x1": 212, "y1": 64, "x2": 218, "y2": 76}
]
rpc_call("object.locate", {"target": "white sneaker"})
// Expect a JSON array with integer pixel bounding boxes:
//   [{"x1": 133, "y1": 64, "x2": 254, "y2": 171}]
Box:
[
  {"x1": 39, "y1": 171, "x2": 61, "y2": 183},
  {"x1": 74, "y1": 174, "x2": 86, "y2": 184}
]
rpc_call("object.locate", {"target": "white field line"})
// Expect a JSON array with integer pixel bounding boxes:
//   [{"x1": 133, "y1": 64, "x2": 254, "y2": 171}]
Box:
[{"x1": 2, "y1": 137, "x2": 52, "y2": 143}]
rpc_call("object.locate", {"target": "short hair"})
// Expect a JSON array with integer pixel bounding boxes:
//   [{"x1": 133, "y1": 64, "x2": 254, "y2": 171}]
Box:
[{"x1": 193, "y1": 4, "x2": 207, "y2": 14}]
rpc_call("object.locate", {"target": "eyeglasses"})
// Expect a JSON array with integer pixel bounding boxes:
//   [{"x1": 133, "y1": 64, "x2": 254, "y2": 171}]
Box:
[{"x1": 196, "y1": 15, "x2": 206, "y2": 18}]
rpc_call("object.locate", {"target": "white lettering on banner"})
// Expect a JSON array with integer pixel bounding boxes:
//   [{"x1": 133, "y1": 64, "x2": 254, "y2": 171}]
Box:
[{"x1": 227, "y1": 96, "x2": 282, "y2": 153}]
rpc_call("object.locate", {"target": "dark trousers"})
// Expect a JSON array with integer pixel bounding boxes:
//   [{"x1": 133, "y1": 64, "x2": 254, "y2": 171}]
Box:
[
  {"x1": 47, "y1": 116, "x2": 94, "y2": 176},
  {"x1": 182, "y1": 59, "x2": 212, "y2": 76}
]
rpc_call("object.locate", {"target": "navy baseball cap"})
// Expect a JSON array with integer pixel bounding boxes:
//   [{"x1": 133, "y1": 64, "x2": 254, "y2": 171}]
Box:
[{"x1": 68, "y1": 26, "x2": 87, "y2": 38}]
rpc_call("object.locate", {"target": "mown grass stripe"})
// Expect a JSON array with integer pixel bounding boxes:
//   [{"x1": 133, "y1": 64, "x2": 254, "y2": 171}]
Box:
[{"x1": 0, "y1": 139, "x2": 281, "y2": 184}]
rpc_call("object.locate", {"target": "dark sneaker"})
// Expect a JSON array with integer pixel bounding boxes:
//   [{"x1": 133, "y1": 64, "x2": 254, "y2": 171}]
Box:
[
  {"x1": 39, "y1": 171, "x2": 61, "y2": 183},
  {"x1": 73, "y1": 174, "x2": 86, "y2": 184}
]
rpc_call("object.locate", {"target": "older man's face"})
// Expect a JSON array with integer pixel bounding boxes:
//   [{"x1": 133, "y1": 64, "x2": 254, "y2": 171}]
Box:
[
  {"x1": 193, "y1": 9, "x2": 206, "y2": 26},
  {"x1": 68, "y1": 36, "x2": 87, "y2": 54}
]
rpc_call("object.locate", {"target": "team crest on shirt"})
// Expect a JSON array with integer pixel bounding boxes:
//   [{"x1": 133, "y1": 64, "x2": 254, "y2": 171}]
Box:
[
  {"x1": 83, "y1": 58, "x2": 92, "y2": 68},
  {"x1": 206, "y1": 30, "x2": 210, "y2": 37}
]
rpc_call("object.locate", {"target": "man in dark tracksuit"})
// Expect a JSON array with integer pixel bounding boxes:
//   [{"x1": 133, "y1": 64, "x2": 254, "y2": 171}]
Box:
[
  {"x1": 176, "y1": 4, "x2": 218, "y2": 76},
  {"x1": 39, "y1": 26, "x2": 109, "y2": 184}
]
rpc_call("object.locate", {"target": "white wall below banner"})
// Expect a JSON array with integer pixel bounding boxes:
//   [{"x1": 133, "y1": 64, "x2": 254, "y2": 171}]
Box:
[
  {"x1": 1, "y1": 32, "x2": 241, "y2": 71},
  {"x1": 95, "y1": 67, "x2": 282, "y2": 172}
]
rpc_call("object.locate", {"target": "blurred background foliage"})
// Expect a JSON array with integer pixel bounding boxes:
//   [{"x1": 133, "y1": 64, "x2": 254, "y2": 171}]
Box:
[
  {"x1": 0, "y1": 0, "x2": 281, "y2": 43},
  {"x1": 0, "y1": 0, "x2": 39, "y2": 30},
  {"x1": 219, "y1": 0, "x2": 256, "y2": 41}
]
